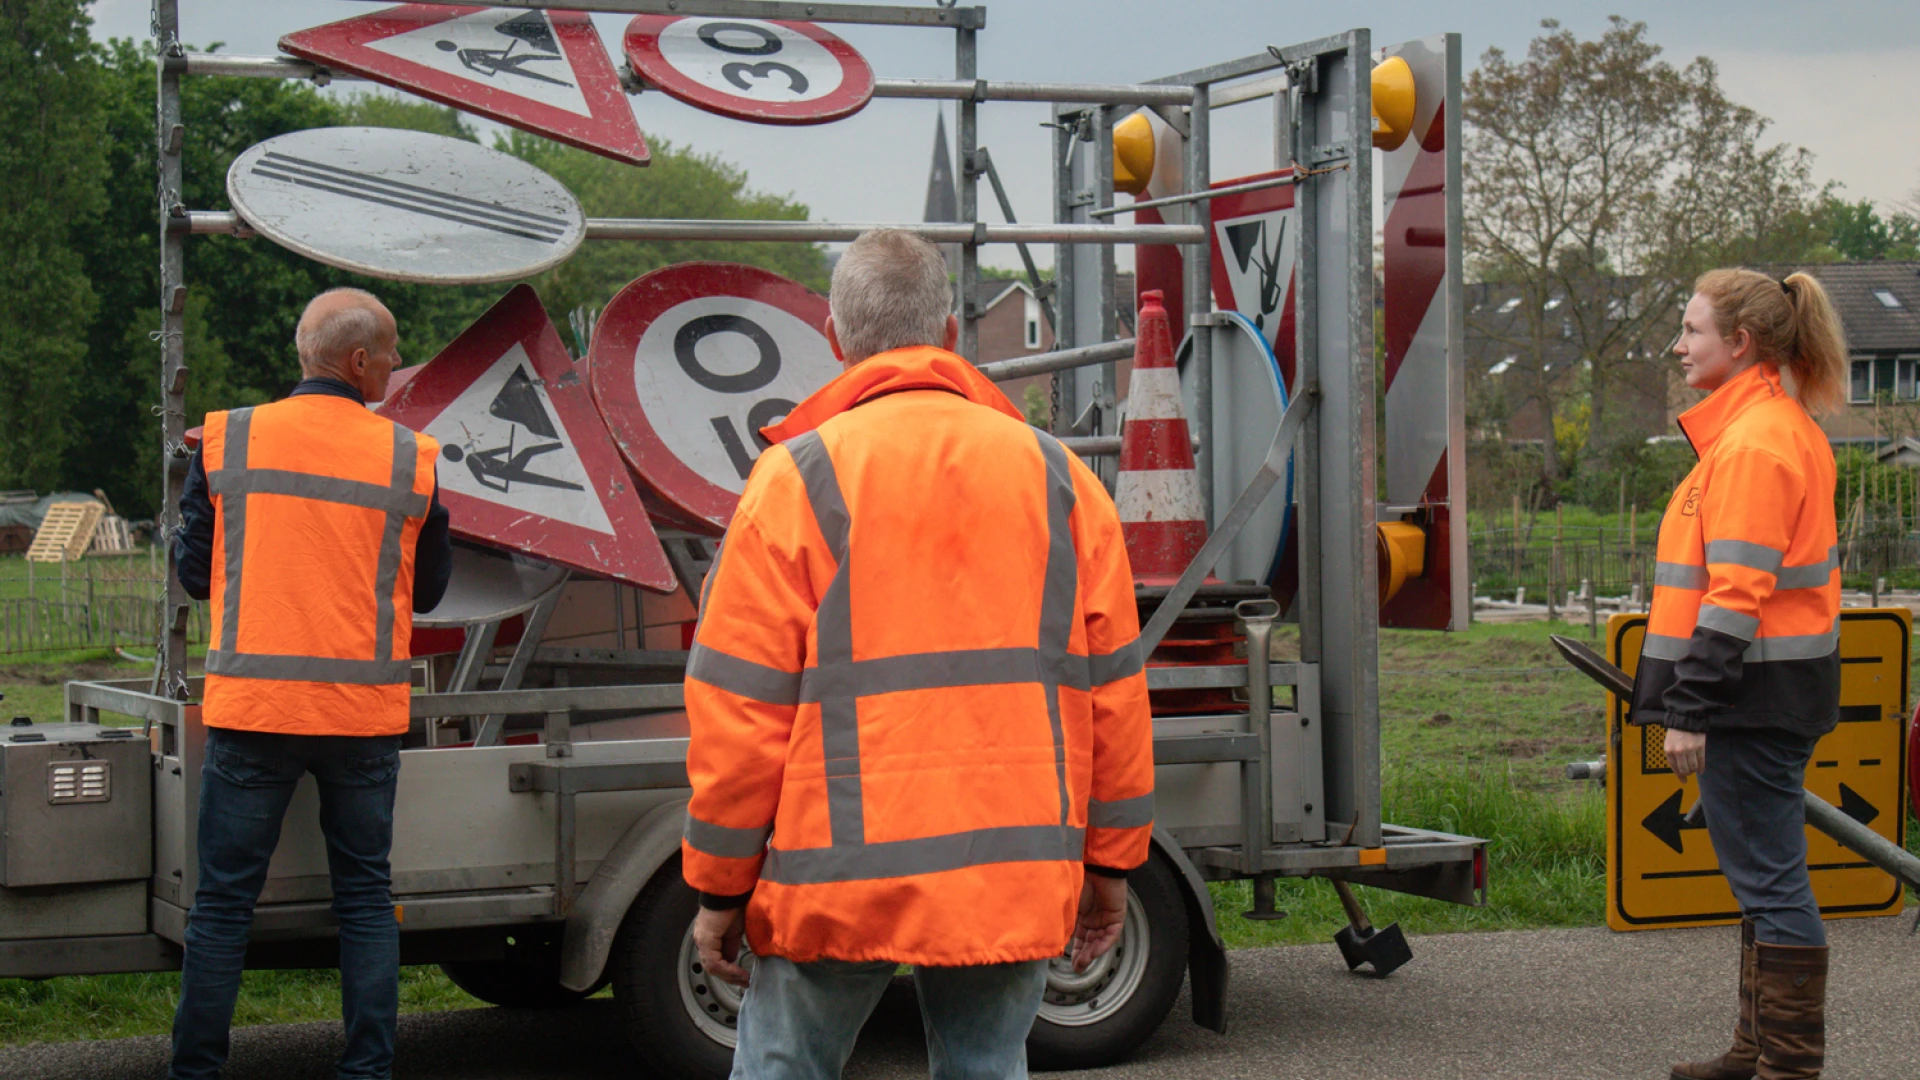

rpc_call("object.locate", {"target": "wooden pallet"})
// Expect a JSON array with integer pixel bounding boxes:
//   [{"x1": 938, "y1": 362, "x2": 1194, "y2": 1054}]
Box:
[
  {"x1": 89, "y1": 515, "x2": 135, "y2": 555},
  {"x1": 27, "y1": 502, "x2": 103, "y2": 563}
]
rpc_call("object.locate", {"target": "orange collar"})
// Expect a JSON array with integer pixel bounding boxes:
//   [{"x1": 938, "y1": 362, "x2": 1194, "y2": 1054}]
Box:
[
  {"x1": 760, "y1": 345, "x2": 1023, "y2": 442},
  {"x1": 1676, "y1": 362, "x2": 1785, "y2": 458}
]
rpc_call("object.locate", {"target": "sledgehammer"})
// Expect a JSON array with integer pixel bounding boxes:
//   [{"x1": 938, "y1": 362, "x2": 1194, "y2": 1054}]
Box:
[{"x1": 1549, "y1": 633, "x2": 1920, "y2": 924}]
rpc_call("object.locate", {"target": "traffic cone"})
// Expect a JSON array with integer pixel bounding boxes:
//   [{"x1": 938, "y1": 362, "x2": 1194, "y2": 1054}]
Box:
[{"x1": 1115, "y1": 290, "x2": 1207, "y2": 584}]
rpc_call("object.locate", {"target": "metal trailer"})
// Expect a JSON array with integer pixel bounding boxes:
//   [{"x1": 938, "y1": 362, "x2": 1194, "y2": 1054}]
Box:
[{"x1": 1, "y1": 3, "x2": 1484, "y2": 1074}]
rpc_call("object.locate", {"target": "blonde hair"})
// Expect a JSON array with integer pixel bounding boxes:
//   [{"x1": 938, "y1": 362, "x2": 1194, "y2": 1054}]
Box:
[
  {"x1": 829, "y1": 229, "x2": 953, "y2": 363},
  {"x1": 1693, "y1": 268, "x2": 1849, "y2": 415}
]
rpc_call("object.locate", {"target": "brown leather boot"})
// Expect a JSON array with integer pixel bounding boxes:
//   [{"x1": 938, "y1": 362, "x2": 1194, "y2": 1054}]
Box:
[
  {"x1": 1753, "y1": 941, "x2": 1827, "y2": 1079},
  {"x1": 1670, "y1": 919, "x2": 1759, "y2": 1080}
]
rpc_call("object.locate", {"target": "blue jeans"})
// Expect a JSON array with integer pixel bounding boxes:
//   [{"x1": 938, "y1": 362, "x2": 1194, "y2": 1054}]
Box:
[
  {"x1": 1699, "y1": 727, "x2": 1825, "y2": 947},
  {"x1": 170, "y1": 727, "x2": 402, "y2": 1080},
  {"x1": 731, "y1": 955, "x2": 1048, "y2": 1080}
]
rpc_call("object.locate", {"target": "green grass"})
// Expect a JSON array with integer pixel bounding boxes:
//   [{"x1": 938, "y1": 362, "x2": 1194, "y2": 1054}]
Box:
[{"x1": 0, "y1": 967, "x2": 485, "y2": 1047}]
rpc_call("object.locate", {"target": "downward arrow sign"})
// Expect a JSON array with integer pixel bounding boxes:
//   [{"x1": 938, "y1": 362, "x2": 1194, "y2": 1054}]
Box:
[
  {"x1": 1642, "y1": 790, "x2": 1708, "y2": 855},
  {"x1": 1837, "y1": 783, "x2": 1880, "y2": 827}
]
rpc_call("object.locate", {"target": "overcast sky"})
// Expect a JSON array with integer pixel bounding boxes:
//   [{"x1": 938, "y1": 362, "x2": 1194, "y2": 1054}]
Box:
[{"x1": 89, "y1": 1, "x2": 1920, "y2": 271}]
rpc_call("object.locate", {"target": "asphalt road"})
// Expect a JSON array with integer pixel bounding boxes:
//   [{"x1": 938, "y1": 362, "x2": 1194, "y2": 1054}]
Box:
[{"x1": 6, "y1": 916, "x2": 1917, "y2": 1080}]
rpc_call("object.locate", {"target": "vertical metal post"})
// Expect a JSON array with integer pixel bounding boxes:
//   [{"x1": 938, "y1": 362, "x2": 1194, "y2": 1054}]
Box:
[
  {"x1": 1051, "y1": 105, "x2": 1079, "y2": 435},
  {"x1": 1302, "y1": 34, "x2": 1380, "y2": 847},
  {"x1": 1186, "y1": 84, "x2": 1213, "y2": 516},
  {"x1": 156, "y1": 0, "x2": 190, "y2": 702},
  {"x1": 955, "y1": 29, "x2": 979, "y2": 362},
  {"x1": 1052, "y1": 105, "x2": 1118, "y2": 484}
]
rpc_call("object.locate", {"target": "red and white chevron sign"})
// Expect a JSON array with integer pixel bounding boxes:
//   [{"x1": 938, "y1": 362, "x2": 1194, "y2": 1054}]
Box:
[{"x1": 1379, "y1": 34, "x2": 1466, "y2": 631}]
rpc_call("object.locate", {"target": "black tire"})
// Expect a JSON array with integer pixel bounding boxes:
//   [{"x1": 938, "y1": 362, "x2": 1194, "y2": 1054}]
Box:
[
  {"x1": 1026, "y1": 852, "x2": 1189, "y2": 1070},
  {"x1": 439, "y1": 954, "x2": 600, "y2": 1010},
  {"x1": 610, "y1": 855, "x2": 737, "y2": 1080}
]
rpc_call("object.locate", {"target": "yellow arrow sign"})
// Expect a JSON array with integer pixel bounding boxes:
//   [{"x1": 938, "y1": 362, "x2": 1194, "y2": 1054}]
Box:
[{"x1": 1606, "y1": 610, "x2": 1909, "y2": 931}]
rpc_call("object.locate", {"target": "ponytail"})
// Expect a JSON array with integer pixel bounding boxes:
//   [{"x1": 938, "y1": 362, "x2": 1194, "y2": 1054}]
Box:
[{"x1": 1693, "y1": 268, "x2": 1851, "y2": 415}]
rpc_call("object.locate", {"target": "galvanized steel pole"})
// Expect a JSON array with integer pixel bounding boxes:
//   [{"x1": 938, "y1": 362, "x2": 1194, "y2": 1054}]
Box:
[
  {"x1": 156, "y1": 2, "x2": 189, "y2": 704},
  {"x1": 1186, "y1": 83, "x2": 1213, "y2": 516},
  {"x1": 955, "y1": 27, "x2": 979, "y2": 362}
]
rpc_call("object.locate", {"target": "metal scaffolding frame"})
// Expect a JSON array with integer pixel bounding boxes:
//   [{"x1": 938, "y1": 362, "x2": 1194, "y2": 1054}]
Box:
[{"x1": 150, "y1": 0, "x2": 1387, "y2": 853}]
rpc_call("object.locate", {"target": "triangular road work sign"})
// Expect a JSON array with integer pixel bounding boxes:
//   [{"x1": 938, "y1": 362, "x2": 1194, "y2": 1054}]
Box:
[
  {"x1": 281, "y1": 5, "x2": 649, "y2": 165},
  {"x1": 379, "y1": 285, "x2": 676, "y2": 592}
]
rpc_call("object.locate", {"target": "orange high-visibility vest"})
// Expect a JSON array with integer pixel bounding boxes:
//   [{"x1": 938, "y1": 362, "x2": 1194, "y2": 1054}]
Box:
[
  {"x1": 681, "y1": 346, "x2": 1156, "y2": 966},
  {"x1": 1630, "y1": 362, "x2": 1840, "y2": 738},
  {"x1": 200, "y1": 395, "x2": 440, "y2": 736}
]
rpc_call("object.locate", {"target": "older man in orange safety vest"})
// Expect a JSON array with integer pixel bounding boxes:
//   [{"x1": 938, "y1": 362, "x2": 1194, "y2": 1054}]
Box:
[
  {"x1": 683, "y1": 229, "x2": 1156, "y2": 1079},
  {"x1": 168, "y1": 288, "x2": 450, "y2": 1080}
]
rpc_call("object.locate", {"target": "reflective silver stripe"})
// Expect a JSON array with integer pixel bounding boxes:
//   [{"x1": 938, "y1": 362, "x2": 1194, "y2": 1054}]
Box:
[
  {"x1": 1642, "y1": 632, "x2": 1692, "y2": 661},
  {"x1": 688, "y1": 643, "x2": 802, "y2": 705},
  {"x1": 1087, "y1": 793, "x2": 1154, "y2": 829},
  {"x1": 759, "y1": 824, "x2": 1085, "y2": 885},
  {"x1": 207, "y1": 468, "x2": 429, "y2": 516},
  {"x1": 787, "y1": 432, "x2": 863, "y2": 847},
  {"x1": 1653, "y1": 562, "x2": 1709, "y2": 590},
  {"x1": 217, "y1": 408, "x2": 254, "y2": 658},
  {"x1": 1704, "y1": 539, "x2": 1785, "y2": 575},
  {"x1": 1695, "y1": 604, "x2": 1760, "y2": 641},
  {"x1": 1035, "y1": 430, "x2": 1078, "y2": 827},
  {"x1": 203, "y1": 650, "x2": 412, "y2": 685},
  {"x1": 1774, "y1": 547, "x2": 1839, "y2": 590},
  {"x1": 801, "y1": 647, "x2": 1045, "y2": 701},
  {"x1": 1088, "y1": 640, "x2": 1144, "y2": 685},
  {"x1": 684, "y1": 816, "x2": 773, "y2": 860},
  {"x1": 1745, "y1": 623, "x2": 1840, "y2": 662},
  {"x1": 372, "y1": 425, "x2": 418, "y2": 664}
]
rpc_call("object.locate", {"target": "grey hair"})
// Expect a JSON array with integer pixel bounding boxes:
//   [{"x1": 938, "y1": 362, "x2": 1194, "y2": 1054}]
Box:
[
  {"x1": 296, "y1": 288, "x2": 387, "y2": 372},
  {"x1": 828, "y1": 229, "x2": 953, "y2": 363}
]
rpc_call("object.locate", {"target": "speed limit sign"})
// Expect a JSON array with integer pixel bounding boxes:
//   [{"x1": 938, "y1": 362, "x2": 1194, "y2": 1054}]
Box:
[
  {"x1": 622, "y1": 14, "x2": 875, "y2": 125},
  {"x1": 590, "y1": 262, "x2": 840, "y2": 531}
]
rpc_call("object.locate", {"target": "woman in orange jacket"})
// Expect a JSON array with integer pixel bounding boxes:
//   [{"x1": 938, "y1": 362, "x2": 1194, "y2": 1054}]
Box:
[{"x1": 1636, "y1": 269, "x2": 1849, "y2": 1080}]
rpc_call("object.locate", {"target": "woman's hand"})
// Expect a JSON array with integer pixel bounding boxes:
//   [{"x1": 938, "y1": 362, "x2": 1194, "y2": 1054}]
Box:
[{"x1": 1664, "y1": 727, "x2": 1707, "y2": 779}]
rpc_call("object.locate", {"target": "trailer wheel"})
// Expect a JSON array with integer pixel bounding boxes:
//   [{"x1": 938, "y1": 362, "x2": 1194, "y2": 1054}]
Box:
[
  {"x1": 1027, "y1": 852, "x2": 1188, "y2": 1070},
  {"x1": 609, "y1": 855, "x2": 739, "y2": 1080},
  {"x1": 439, "y1": 956, "x2": 601, "y2": 1009}
]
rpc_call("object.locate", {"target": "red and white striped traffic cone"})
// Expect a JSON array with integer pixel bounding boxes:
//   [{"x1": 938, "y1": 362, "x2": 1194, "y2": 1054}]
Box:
[{"x1": 1115, "y1": 290, "x2": 1207, "y2": 583}]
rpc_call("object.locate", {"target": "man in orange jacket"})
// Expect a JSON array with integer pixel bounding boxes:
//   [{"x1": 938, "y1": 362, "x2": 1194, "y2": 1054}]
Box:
[
  {"x1": 684, "y1": 230, "x2": 1155, "y2": 1079},
  {"x1": 169, "y1": 288, "x2": 450, "y2": 1080}
]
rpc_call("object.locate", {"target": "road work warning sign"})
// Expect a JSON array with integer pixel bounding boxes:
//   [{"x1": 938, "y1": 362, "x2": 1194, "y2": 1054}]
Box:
[{"x1": 1607, "y1": 610, "x2": 1909, "y2": 931}]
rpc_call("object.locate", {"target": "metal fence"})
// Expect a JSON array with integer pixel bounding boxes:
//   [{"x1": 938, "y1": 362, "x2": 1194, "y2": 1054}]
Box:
[{"x1": 1472, "y1": 520, "x2": 1920, "y2": 598}]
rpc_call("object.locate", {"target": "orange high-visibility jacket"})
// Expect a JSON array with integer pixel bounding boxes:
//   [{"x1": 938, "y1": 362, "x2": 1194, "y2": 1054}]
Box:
[
  {"x1": 681, "y1": 346, "x2": 1156, "y2": 966},
  {"x1": 1630, "y1": 363, "x2": 1840, "y2": 738},
  {"x1": 201, "y1": 396, "x2": 440, "y2": 736}
]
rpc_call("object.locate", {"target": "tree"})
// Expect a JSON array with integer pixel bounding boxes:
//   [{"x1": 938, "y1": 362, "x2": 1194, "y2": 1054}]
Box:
[
  {"x1": 1811, "y1": 195, "x2": 1920, "y2": 262},
  {"x1": 0, "y1": 0, "x2": 105, "y2": 493},
  {"x1": 1464, "y1": 18, "x2": 1818, "y2": 483}
]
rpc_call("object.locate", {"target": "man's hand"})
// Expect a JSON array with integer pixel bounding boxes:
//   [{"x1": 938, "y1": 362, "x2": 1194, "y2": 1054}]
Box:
[
  {"x1": 1070, "y1": 873, "x2": 1130, "y2": 972},
  {"x1": 1665, "y1": 727, "x2": 1707, "y2": 779},
  {"x1": 692, "y1": 905, "x2": 750, "y2": 987}
]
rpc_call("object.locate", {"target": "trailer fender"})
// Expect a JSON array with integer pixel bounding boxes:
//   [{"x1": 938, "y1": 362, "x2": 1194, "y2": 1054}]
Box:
[
  {"x1": 1152, "y1": 829, "x2": 1228, "y2": 1035},
  {"x1": 558, "y1": 798, "x2": 689, "y2": 993}
]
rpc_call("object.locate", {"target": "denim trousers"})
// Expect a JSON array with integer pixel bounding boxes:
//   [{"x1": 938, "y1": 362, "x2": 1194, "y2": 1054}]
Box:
[
  {"x1": 730, "y1": 955, "x2": 1049, "y2": 1080},
  {"x1": 170, "y1": 727, "x2": 403, "y2": 1080},
  {"x1": 1698, "y1": 726, "x2": 1825, "y2": 947}
]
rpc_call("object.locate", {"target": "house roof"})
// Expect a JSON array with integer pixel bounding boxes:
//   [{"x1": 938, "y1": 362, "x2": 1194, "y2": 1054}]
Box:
[{"x1": 1746, "y1": 261, "x2": 1920, "y2": 354}]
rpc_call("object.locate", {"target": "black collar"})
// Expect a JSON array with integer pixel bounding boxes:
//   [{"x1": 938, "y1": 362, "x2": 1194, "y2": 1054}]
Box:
[{"x1": 288, "y1": 377, "x2": 365, "y2": 405}]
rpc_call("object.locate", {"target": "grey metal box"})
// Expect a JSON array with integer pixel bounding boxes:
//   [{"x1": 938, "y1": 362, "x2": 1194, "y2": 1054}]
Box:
[{"x1": 0, "y1": 723, "x2": 152, "y2": 887}]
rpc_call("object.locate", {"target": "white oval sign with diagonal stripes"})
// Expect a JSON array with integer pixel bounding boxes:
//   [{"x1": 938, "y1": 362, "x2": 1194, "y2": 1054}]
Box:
[{"x1": 227, "y1": 127, "x2": 585, "y2": 284}]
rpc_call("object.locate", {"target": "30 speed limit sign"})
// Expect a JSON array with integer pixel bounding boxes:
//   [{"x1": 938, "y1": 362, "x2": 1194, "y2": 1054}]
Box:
[
  {"x1": 590, "y1": 263, "x2": 840, "y2": 531},
  {"x1": 623, "y1": 15, "x2": 875, "y2": 124}
]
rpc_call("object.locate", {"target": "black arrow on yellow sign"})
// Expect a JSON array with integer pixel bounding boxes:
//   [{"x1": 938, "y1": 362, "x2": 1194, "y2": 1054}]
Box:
[
  {"x1": 1642, "y1": 790, "x2": 1708, "y2": 854},
  {"x1": 1837, "y1": 783, "x2": 1880, "y2": 827}
]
